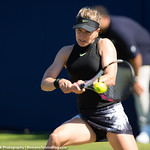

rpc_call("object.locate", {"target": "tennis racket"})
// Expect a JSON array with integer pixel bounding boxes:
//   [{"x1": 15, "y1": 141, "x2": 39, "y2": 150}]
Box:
[{"x1": 80, "y1": 59, "x2": 135, "y2": 103}]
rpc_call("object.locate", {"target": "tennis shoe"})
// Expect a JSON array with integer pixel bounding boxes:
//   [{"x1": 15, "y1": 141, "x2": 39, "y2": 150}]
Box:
[{"x1": 136, "y1": 132, "x2": 150, "y2": 144}]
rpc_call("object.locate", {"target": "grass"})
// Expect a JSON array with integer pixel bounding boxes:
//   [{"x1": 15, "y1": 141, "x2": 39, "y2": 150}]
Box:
[{"x1": 0, "y1": 133, "x2": 150, "y2": 150}]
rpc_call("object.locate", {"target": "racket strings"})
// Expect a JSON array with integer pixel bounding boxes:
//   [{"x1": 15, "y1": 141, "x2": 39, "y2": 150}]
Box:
[
  {"x1": 81, "y1": 60, "x2": 135, "y2": 103},
  {"x1": 102, "y1": 62, "x2": 134, "y2": 101}
]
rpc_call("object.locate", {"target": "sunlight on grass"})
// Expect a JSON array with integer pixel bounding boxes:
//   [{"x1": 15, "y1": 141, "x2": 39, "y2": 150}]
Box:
[
  {"x1": 0, "y1": 133, "x2": 48, "y2": 147},
  {"x1": 68, "y1": 142, "x2": 113, "y2": 150},
  {"x1": 0, "y1": 133, "x2": 150, "y2": 150}
]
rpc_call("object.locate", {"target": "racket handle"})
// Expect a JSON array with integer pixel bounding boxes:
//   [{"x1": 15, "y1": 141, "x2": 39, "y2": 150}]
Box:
[{"x1": 79, "y1": 83, "x2": 85, "y2": 89}]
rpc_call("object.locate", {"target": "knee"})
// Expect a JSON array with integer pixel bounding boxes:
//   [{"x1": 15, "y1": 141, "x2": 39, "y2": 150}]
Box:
[{"x1": 48, "y1": 132, "x2": 63, "y2": 147}]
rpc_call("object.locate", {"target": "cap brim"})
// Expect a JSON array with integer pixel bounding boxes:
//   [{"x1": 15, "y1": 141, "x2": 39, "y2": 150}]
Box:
[{"x1": 73, "y1": 24, "x2": 97, "y2": 32}]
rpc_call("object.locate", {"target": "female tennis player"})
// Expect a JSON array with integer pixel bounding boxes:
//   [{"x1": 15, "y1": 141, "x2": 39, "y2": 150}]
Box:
[{"x1": 41, "y1": 7, "x2": 138, "y2": 150}]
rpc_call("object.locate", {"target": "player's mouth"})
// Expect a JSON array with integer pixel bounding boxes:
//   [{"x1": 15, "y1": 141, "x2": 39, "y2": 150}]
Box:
[{"x1": 79, "y1": 39, "x2": 86, "y2": 43}]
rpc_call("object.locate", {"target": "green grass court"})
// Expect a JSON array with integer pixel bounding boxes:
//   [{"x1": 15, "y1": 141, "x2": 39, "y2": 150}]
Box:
[{"x1": 0, "y1": 133, "x2": 150, "y2": 150}]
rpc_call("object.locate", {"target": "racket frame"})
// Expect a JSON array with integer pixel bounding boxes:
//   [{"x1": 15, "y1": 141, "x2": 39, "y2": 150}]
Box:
[
  {"x1": 80, "y1": 59, "x2": 135, "y2": 102},
  {"x1": 83, "y1": 59, "x2": 125, "y2": 88}
]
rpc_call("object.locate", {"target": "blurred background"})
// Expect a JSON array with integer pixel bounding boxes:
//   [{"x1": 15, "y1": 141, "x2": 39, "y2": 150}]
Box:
[{"x1": 0, "y1": 0, "x2": 149, "y2": 136}]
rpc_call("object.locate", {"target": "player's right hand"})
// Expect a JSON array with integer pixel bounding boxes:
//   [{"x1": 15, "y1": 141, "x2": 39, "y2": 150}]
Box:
[{"x1": 59, "y1": 79, "x2": 85, "y2": 94}]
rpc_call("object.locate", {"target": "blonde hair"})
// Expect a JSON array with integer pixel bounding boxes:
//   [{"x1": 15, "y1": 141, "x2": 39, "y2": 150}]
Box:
[{"x1": 76, "y1": 7, "x2": 101, "y2": 25}]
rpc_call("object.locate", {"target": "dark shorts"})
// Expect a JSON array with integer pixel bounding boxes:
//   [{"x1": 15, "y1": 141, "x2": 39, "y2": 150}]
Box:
[{"x1": 73, "y1": 103, "x2": 133, "y2": 141}]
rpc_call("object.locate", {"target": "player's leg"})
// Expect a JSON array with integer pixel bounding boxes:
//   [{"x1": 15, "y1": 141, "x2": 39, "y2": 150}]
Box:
[
  {"x1": 107, "y1": 132, "x2": 138, "y2": 150},
  {"x1": 45, "y1": 116, "x2": 96, "y2": 149}
]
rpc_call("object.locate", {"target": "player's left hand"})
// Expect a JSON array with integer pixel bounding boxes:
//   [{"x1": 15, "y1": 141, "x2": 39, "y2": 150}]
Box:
[{"x1": 70, "y1": 80, "x2": 85, "y2": 94}]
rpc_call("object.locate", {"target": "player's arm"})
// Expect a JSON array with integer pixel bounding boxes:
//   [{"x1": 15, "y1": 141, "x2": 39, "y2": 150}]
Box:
[
  {"x1": 41, "y1": 45, "x2": 85, "y2": 94},
  {"x1": 41, "y1": 45, "x2": 73, "y2": 92},
  {"x1": 98, "y1": 38, "x2": 117, "y2": 86}
]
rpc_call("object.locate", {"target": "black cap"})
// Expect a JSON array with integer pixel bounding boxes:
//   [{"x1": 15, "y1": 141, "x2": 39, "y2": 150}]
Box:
[{"x1": 73, "y1": 18, "x2": 99, "y2": 32}]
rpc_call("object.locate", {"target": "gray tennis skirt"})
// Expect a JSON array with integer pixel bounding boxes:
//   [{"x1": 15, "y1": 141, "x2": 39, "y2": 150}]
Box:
[{"x1": 73, "y1": 102, "x2": 133, "y2": 141}]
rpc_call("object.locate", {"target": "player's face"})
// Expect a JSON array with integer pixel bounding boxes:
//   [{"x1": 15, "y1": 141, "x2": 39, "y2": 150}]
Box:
[{"x1": 75, "y1": 28, "x2": 99, "y2": 47}]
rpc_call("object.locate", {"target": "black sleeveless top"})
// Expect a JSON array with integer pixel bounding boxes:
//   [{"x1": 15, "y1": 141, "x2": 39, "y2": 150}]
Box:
[{"x1": 66, "y1": 38, "x2": 112, "y2": 112}]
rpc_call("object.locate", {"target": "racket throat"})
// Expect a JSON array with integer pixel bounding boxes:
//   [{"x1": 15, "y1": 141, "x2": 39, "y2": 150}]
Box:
[{"x1": 101, "y1": 95, "x2": 114, "y2": 102}]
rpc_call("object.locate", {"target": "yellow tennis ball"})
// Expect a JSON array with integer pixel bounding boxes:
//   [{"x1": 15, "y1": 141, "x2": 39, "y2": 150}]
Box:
[{"x1": 94, "y1": 82, "x2": 107, "y2": 93}]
